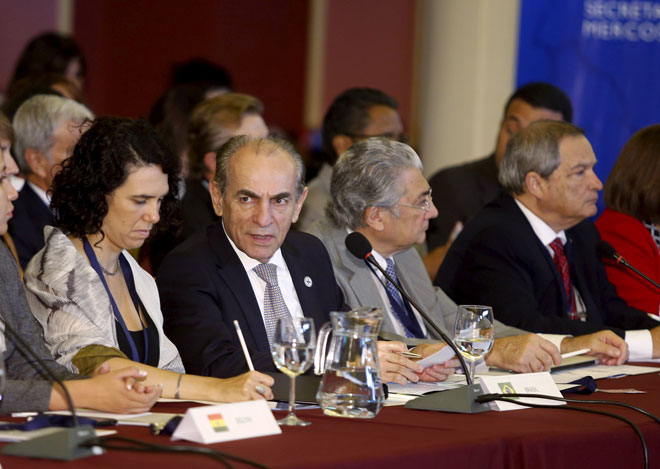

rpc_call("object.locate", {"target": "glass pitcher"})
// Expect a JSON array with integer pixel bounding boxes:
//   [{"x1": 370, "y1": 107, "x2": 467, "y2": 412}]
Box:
[{"x1": 314, "y1": 307, "x2": 385, "y2": 418}]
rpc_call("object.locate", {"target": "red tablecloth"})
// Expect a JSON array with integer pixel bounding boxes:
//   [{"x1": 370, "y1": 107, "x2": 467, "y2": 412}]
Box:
[{"x1": 2, "y1": 370, "x2": 660, "y2": 468}]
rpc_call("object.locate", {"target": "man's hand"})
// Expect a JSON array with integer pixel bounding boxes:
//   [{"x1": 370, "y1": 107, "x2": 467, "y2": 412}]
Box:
[
  {"x1": 486, "y1": 334, "x2": 561, "y2": 373},
  {"x1": 409, "y1": 343, "x2": 459, "y2": 382},
  {"x1": 562, "y1": 330, "x2": 628, "y2": 365},
  {"x1": 377, "y1": 341, "x2": 423, "y2": 385}
]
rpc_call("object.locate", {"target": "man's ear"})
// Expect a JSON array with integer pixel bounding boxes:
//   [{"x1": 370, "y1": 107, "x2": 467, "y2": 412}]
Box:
[
  {"x1": 332, "y1": 135, "x2": 354, "y2": 160},
  {"x1": 25, "y1": 148, "x2": 48, "y2": 179},
  {"x1": 524, "y1": 172, "x2": 546, "y2": 199},
  {"x1": 209, "y1": 181, "x2": 224, "y2": 217},
  {"x1": 363, "y1": 206, "x2": 385, "y2": 232},
  {"x1": 203, "y1": 151, "x2": 217, "y2": 177},
  {"x1": 291, "y1": 186, "x2": 308, "y2": 224}
]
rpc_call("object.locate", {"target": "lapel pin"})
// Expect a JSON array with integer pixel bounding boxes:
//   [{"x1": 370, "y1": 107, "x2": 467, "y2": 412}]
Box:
[{"x1": 304, "y1": 276, "x2": 313, "y2": 287}]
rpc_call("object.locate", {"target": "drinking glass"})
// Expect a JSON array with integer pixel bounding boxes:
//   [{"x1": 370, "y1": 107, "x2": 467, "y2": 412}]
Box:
[
  {"x1": 453, "y1": 305, "x2": 494, "y2": 380},
  {"x1": 271, "y1": 317, "x2": 316, "y2": 426}
]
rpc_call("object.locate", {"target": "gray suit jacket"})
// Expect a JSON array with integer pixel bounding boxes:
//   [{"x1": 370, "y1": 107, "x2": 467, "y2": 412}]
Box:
[
  {"x1": 307, "y1": 219, "x2": 525, "y2": 344},
  {"x1": 0, "y1": 241, "x2": 76, "y2": 413}
]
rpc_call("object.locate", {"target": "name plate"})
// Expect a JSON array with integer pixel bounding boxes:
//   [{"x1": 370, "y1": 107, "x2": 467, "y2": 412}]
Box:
[
  {"x1": 479, "y1": 372, "x2": 565, "y2": 411},
  {"x1": 172, "y1": 400, "x2": 281, "y2": 444}
]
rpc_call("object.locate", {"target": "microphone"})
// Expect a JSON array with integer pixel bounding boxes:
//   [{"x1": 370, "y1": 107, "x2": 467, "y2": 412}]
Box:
[
  {"x1": 0, "y1": 313, "x2": 99, "y2": 461},
  {"x1": 596, "y1": 240, "x2": 660, "y2": 291},
  {"x1": 345, "y1": 232, "x2": 490, "y2": 413}
]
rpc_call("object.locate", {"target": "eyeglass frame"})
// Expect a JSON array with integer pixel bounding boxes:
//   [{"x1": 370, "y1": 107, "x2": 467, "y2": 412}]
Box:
[{"x1": 396, "y1": 191, "x2": 433, "y2": 213}]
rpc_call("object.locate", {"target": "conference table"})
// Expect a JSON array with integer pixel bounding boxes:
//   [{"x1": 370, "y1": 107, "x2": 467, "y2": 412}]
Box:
[{"x1": 3, "y1": 368, "x2": 660, "y2": 469}]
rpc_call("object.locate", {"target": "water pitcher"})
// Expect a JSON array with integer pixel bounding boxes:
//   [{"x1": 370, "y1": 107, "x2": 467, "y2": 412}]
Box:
[{"x1": 314, "y1": 307, "x2": 385, "y2": 418}]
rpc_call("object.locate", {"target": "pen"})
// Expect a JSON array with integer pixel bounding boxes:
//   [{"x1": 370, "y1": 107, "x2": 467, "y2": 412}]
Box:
[
  {"x1": 233, "y1": 320, "x2": 255, "y2": 371},
  {"x1": 399, "y1": 351, "x2": 422, "y2": 359},
  {"x1": 561, "y1": 348, "x2": 590, "y2": 359}
]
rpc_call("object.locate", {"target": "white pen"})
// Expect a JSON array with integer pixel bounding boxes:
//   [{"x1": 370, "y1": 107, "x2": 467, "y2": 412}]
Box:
[
  {"x1": 561, "y1": 348, "x2": 591, "y2": 359},
  {"x1": 233, "y1": 320, "x2": 255, "y2": 371}
]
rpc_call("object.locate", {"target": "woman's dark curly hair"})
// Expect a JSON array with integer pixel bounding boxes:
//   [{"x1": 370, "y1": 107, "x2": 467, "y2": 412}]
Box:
[{"x1": 51, "y1": 116, "x2": 181, "y2": 239}]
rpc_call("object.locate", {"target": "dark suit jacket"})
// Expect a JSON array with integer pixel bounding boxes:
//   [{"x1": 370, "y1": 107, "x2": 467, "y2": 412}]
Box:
[
  {"x1": 8, "y1": 183, "x2": 54, "y2": 269},
  {"x1": 157, "y1": 222, "x2": 345, "y2": 378},
  {"x1": 147, "y1": 178, "x2": 218, "y2": 274},
  {"x1": 435, "y1": 194, "x2": 659, "y2": 337},
  {"x1": 426, "y1": 154, "x2": 501, "y2": 249},
  {"x1": 180, "y1": 178, "x2": 217, "y2": 240}
]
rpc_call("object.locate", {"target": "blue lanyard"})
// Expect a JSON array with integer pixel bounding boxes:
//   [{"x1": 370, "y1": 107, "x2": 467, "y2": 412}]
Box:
[{"x1": 82, "y1": 237, "x2": 149, "y2": 363}]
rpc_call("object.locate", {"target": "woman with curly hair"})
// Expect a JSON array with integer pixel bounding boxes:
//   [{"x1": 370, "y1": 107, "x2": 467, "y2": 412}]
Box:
[{"x1": 24, "y1": 116, "x2": 273, "y2": 402}]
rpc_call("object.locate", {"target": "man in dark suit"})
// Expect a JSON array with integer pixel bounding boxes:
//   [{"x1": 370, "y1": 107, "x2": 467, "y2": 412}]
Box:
[
  {"x1": 157, "y1": 136, "x2": 345, "y2": 379},
  {"x1": 437, "y1": 120, "x2": 660, "y2": 362},
  {"x1": 9, "y1": 94, "x2": 92, "y2": 268},
  {"x1": 426, "y1": 83, "x2": 573, "y2": 254}
]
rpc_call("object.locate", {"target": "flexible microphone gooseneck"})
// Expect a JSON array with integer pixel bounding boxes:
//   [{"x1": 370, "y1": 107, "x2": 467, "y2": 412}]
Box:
[
  {"x1": 0, "y1": 313, "x2": 99, "y2": 461},
  {"x1": 345, "y1": 232, "x2": 490, "y2": 413},
  {"x1": 596, "y1": 240, "x2": 660, "y2": 291}
]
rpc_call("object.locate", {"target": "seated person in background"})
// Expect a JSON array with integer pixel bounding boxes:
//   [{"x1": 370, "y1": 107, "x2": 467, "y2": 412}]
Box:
[
  {"x1": 158, "y1": 136, "x2": 426, "y2": 385},
  {"x1": 0, "y1": 133, "x2": 160, "y2": 414},
  {"x1": 24, "y1": 116, "x2": 273, "y2": 402},
  {"x1": 148, "y1": 93, "x2": 269, "y2": 273},
  {"x1": 307, "y1": 137, "x2": 621, "y2": 373},
  {"x1": 9, "y1": 94, "x2": 93, "y2": 269},
  {"x1": 296, "y1": 87, "x2": 404, "y2": 232},
  {"x1": 426, "y1": 82, "x2": 572, "y2": 257},
  {"x1": 437, "y1": 120, "x2": 660, "y2": 362},
  {"x1": 182, "y1": 92, "x2": 268, "y2": 241},
  {"x1": 596, "y1": 124, "x2": 660, "y2": 315}
]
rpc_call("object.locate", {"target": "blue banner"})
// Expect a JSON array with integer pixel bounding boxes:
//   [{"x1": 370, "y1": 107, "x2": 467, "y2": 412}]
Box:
[{"x1": 517, "y1": 0, "x2": 660, "y2": 214}]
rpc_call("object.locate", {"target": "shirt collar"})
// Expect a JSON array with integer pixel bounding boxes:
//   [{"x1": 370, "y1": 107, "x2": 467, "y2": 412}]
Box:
[
  {"x1": 222, "y1": 221, "x2": 286, "y2": 272},
  {"x1": 28, "y1": 181, "x2": 50, "y2": 207},
  {"x1": 514, "y1": 198, "x2": 567, "y2": 246}
]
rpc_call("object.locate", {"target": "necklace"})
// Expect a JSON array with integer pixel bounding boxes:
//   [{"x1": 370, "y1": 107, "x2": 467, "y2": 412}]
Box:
[{"x1": 101, "y1": 257, "x2": 121, "y2": 276}]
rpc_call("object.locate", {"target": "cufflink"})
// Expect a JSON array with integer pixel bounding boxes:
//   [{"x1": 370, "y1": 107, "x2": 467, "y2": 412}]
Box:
[{"x1": 304, "y1": 276, "x2": 313, "y2": 287}]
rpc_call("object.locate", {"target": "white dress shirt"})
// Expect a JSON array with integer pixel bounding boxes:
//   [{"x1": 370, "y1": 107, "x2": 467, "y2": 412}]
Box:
[{"x1": 223, "y1": 223, "x2": 304, "y2": 328}]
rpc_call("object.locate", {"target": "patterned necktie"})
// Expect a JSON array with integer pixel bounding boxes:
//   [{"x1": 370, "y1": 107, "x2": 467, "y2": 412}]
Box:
[
  {"x1": 253, "y1": 263, "x2": 292, "y2": 344},
  {"x1": 384, "y1": 258, "x2": 424, "y2": 337},
  {"x1": 549, "y1": 237, "x2": 577, "y2": 319}
]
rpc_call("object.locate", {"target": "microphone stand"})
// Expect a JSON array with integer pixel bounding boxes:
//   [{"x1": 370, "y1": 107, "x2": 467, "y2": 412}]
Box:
[
  {"x1": 363, "y1": 255, "x2": 490, "y2": 413},
  {"x1": 0, "y1": 313, "x2": 99, "y2": 461}
]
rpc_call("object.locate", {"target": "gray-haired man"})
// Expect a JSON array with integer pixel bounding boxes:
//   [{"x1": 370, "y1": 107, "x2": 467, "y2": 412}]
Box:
[
  {"x1": 9, "y1": 94, "x2": 93, "y2": 268},
  {"x1": 307, "y1": 137, "x2": 624, "y2": 373}
]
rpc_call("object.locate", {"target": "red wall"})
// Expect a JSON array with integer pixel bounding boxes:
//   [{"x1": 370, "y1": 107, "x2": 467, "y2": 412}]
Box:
[
  {"x1": 322, "y1": 0, "x2": 416, "y2": 129},
  {"x1": 75, "y1": 0, "x2": 309, "y2": 136},
  {"x1": 0, "y1": 0, "x2": 57, "y2": 95}
]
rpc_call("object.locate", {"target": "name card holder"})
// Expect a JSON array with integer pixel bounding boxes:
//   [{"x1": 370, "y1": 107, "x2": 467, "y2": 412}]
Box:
[
  {"x1": 172, "y1": 400, "x2": 281, "y2": 444},
  {"x1": 479, "y1": 371, "x2": 565, "y2": 411}
]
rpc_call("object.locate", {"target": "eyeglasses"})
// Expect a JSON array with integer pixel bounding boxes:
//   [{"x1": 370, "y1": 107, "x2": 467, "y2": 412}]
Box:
[
  {"x1": 346, "y1": 132, "x2": 409, "y2": 144},
  {"x1": 396, "y1": 193, "x2": 433, "y2": 212}
]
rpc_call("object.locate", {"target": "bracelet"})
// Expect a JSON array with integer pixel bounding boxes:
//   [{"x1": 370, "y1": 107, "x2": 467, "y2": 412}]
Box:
[{"x1": 175, "y1": 373, "x2": 183, "y2": 400}]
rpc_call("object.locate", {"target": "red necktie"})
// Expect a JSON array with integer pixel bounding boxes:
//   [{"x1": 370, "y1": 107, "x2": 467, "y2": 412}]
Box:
[{"x1": 549, "y1": 237, "x2": 577, "y2": 319}]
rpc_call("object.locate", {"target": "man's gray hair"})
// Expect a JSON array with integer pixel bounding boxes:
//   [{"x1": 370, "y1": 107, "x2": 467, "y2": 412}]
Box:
[
  {"x1": 13, "y1": 94, "x2": 93, "y2": 174},
  {"x1": 213, "y1": 135, "x2": 306, "y2": 198},
  {"x1": 498, "y1": 120, "x2": 585, "y2": 195},
  {"x1": 327, "y1": 137, "x2": 423, "y2": 230}
]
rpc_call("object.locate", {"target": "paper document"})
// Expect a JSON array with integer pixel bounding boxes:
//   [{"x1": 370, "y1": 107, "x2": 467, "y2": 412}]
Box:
[{"x1": 417, "y1": 346, "x2": 456, "y2": 368}]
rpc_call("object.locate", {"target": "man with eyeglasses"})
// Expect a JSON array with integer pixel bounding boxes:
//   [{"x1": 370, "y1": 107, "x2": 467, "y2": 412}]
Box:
[
  {"x1": 303, "y1": 137, "x2": 609, "y2": 374},
  {"x1": 296, "y1": 87, "x2": 405, "y2": 231}
]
